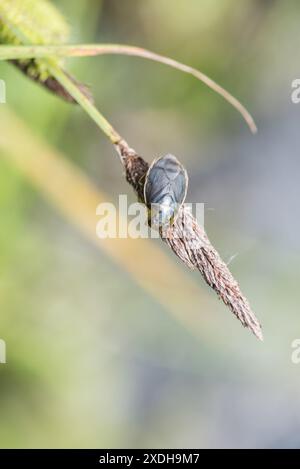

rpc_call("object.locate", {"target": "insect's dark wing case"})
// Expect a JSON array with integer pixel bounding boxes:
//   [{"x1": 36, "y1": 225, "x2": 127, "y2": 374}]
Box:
[
  {"x1": 144, "y1": 154, "x2": 188, "y2": 206},
  {"x1": 144, "y1": 162, "x2": 172, "y2": 205},
  {"x1": 170, "y1": 163, "x2": 188, "y2": 207}
]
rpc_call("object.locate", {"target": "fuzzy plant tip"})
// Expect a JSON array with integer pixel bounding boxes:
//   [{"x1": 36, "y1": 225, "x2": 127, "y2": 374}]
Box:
[
  {"x1": 165, "y1": 207, "x2": 263, "y2": 341},
  {"x1": 0, "y1": 0, "x2": 91, "y2": 103}
]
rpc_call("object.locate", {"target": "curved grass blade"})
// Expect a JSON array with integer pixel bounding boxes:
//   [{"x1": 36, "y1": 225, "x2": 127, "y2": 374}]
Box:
[{"x1": 0, "y1": 44, "x2": 257, "y2": 134}]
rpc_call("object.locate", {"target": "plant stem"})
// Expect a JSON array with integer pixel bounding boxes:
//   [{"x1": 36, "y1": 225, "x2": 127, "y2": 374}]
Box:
[{"x1": 47, "y1": 62, "x2": 122, "y2": 144}]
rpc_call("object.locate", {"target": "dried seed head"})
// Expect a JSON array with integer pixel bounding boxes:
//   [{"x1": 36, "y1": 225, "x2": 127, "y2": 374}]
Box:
[{"x1": 164, "y1": 207, "x2": 263, "y2": 341}]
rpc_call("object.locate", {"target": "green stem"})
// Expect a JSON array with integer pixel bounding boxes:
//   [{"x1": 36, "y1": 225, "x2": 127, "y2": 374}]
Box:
[
  {"x1": 0, "y1": 44, "x2": 257, "y2": 134},
  {"x1": 47, "y1": 62, "x2": 121, "y2": 144}
]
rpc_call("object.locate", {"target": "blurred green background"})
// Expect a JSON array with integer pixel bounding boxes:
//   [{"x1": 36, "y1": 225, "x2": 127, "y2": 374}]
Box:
[{"x1": 0, "y1": 0, "x2": 300, "y2": 448}]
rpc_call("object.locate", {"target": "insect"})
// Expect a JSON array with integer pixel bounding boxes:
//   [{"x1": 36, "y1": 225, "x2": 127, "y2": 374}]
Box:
[{"x1": 144, "y1": 154, "x2": 188, "y2": 229}]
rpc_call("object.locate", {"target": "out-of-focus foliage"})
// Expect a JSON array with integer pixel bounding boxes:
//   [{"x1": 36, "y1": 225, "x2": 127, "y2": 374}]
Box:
[{"x1": 0, "y1": 0, "x2": 300, "y2": 448}]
